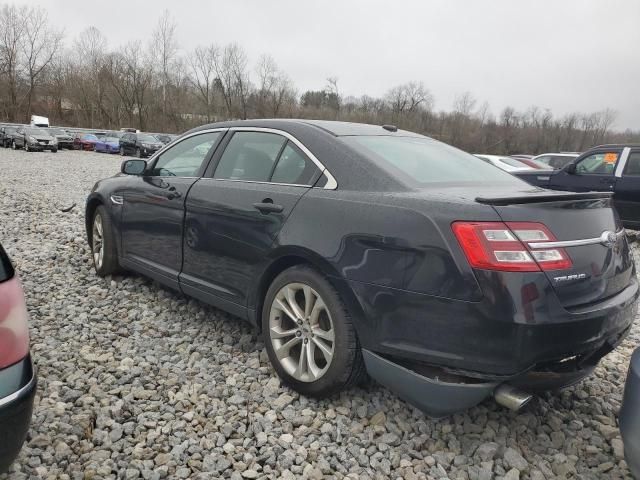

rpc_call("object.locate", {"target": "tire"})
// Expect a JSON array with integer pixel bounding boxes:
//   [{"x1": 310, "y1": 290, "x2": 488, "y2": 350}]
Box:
[
  {"x1": 24, "y1": 142, "x2": 29, "y2": 152},
  {"x1": 135, "y1": 147, "x2": 142, "y2": 158},
  {"x1": 262, "y1": 265, "x2": 366, "y2": 398},
  {"x1": 91, "y1": 205, "x2": 120, "y2": 277},
  {"x1": 11, "y1": 140, "x2": 16, "y2": 150},
  {"x1": 120, "y1": 146, "x2": 125, "y2": 156},
  {"x1": 51, "y1": 148, "x2": 57, "y2": 153}
]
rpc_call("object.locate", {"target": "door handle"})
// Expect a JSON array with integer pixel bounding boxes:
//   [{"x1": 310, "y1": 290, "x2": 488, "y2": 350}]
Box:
[
  {"x1": 253, "y1": 202, "x2": 283, "y2": 214},
  {"x1": 166, "y1": 186, "x2": 182, "y2": 200}
]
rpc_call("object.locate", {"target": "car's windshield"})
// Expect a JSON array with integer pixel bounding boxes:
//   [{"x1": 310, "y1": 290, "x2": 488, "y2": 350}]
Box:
[
  {"x1": 342, "y1": 136, "x2": 523, "y2": 185},
  {"x1": 83, "y1": 134, "x2": 98, "y2": 140},
  {"x1": 49, "y1": 129, "x2": 66, "y2": 135},
  {"x1": 139, "y1": 134, "x2": 158, "y2": 142},
  {"x1": 104, "y1": 137, "x2": 119, "y2": 142},
  {"x1": 26, "y1": 128, "x2": 47, "y2": 136}
]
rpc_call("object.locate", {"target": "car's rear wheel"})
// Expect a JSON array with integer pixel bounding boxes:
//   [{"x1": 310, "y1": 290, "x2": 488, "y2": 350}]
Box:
[
  {"x1": 24, "y1": 142, "x2": 29, "y2": 152},
  {"x1": 136, "y1": 147, "x2": 142, "y2": 158},
  {"x1": 262, "y1": 265, "x2": 366, "y2": 398},
  {"x1": 52, "y1": 148, "x2": 57, "y2": 153},
  {"x1": 120, "y1": 146, "x2": 125, "y2": 156},
  {"x1": 92, "y1": 206, "x2": 120, "y2": 276},
  {"x1": 11, "y1": 140, "x2": 16, "y2": 150}
]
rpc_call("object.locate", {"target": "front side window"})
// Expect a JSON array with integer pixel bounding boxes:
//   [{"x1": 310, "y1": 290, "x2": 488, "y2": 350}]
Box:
[
  {"x1": 575, "y1": 152, "x2": 618, "y2": 175},
  {"x1": 151, "y1": 132, "x2": 221, "y2": 177},
  {"x1": 214, "y1": 132, "x2": 286, "y2": 182},
  {"x1": 342, "y1": 136, "x2": 523, "y2": 185}
]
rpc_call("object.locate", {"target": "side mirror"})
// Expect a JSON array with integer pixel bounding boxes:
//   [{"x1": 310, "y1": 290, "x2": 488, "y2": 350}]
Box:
[
  {"x1": 564, "y1": 163, "x2": 576, "y2": 174},
  {"x1": 121, "y1": 159, "x2": 147, "y2": 175}
]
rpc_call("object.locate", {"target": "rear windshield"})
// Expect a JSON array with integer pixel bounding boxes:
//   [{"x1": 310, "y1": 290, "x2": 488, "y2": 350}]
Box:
[
  {"x1": 342, "y1": 136, "x2": 523, "y2": 185},
  {"x1": 138, "y1": 134, "x2": 158, "y2": 142},
  {"x1": 0, "y1": 243, "x2": 15, "y2": 282}
]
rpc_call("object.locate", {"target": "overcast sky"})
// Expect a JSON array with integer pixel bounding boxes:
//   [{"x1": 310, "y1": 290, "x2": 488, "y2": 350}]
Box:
[{"x1": 19, "y1": 0, "x2": 640, "y2": 130}]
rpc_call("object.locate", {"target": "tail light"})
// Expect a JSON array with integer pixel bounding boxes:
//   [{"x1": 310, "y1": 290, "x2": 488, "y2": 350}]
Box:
[
  {"x1": 0, "y1": 277, "x2": 30, "y2": 369},
  {"x1": 452, "y1": 221, "x2": 572, "y2": 272}
]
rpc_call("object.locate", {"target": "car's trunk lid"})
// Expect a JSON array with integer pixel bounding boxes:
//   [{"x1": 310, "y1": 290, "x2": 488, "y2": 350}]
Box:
[{"x1": 481, "y1": 191, "x2": 633, "y2": 308}]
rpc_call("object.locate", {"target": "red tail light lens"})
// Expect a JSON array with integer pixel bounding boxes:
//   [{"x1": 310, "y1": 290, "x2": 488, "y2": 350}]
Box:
[
  {"x1": 452, "y1": 221, "x2": 572, "y2": 272},
  {"x1": 0, "y1": 277, "x2": 30, "y2": 368}
]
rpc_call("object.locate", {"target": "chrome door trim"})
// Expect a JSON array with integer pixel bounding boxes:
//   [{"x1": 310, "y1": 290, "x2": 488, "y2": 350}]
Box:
[
  {"x1": 528, "y1": 229, "x2": 625, "y2": 249},
  {"x1": 615, "y1": 147, "x2": 631, "y2": 178},
  {"x1": 228, "y1": 126, "x2": 338, "y2": 190}
]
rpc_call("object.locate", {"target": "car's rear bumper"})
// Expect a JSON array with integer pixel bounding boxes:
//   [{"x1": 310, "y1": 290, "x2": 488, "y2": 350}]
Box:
[
  {"x1": 620, "y1": 347, "x2": 640, "y2": 479},
  {"x1": 0, "y1": 355, "x2": 37, "y2": 473},
  {"x1": 343, "y1": 275, "x2": 637, "y2": 415}
]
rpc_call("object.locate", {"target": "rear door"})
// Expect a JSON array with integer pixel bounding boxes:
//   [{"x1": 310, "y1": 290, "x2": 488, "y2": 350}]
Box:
[
  {"x1": 549, "y1": 148, "x2": 622, "y2": 192},
  {"x1": 181, "y1": 129, "x2": 322, "y2": 310},
  {"x1": 492, "y1": 195, "x2": 633, "y2": 308},
  {"x1": 613, "y1": 147, "x2": 640, "y2": 228}
]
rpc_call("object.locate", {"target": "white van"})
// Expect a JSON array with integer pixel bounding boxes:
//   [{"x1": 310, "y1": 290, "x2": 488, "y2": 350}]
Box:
[{"x1": 30, "y1": 115, "x2": 49, "y2": 128}]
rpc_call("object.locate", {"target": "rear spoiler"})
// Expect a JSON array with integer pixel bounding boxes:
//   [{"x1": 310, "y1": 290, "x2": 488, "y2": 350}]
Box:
[{"x1": 476, "y1": 191, "x2": 613, "y2": 206}]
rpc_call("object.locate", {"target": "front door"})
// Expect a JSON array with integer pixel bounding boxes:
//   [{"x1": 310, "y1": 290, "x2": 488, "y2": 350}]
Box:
[
  {"x1": 613, "y1": 148, "x2": 640, "y2": 228},
  {"x1": 549, "y1": 148, "x2": 622, "y2": 193},
  {"x1": 181, "y1": 130, "x2": 322, "y2": 312},
  {"x1": 120, "y1": 130, "x2": 225, "y2": 288}
]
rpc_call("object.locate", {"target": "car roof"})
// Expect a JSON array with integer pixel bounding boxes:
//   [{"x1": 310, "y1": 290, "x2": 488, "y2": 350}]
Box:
[
  {"x1": 534, "y1": 153, "x2": 579, "y2": 157},
  {"x1": 190, "y1": 118, "x2": 424, "y2": 138},
  {"x1": 590, "y1": 144, "x2": 640, "y2": 149}
]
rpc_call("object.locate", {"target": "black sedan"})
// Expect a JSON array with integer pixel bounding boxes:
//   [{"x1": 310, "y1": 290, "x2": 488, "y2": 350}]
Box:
[
  {"x1": 0, "y1": 242, "x2": 36, "y2": 472},
  {"x1": 85, "y1": 120, "x2": 638, "y2": 416}
]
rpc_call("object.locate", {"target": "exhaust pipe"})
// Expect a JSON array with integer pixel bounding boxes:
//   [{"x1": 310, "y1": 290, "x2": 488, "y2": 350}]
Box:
[{"x1": 494, "y1": 384, "x2": 533, "y2": 412}]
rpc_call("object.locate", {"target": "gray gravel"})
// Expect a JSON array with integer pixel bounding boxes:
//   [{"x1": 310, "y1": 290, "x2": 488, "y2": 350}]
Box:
[{"x1": 0, "y1": 148, "x2": 637, "y2": 479}]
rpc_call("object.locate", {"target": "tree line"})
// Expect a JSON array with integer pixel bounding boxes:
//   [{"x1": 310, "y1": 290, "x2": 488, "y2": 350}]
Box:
[{"x1": 1, "y1": 4, "x2": 637, "y2": 154}]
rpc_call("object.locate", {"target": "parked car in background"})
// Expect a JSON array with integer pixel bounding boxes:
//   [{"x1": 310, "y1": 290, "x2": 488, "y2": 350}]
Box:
[
  {"x1": 620, "y1": 347, "x2": 640, "y2": 479},
  {"x1": 74, "y1": 133, "x2": 99, "y2": 151},
  {"x1": 85, "y1": 119, "x2": 637, "y2": 417},
  {"x1": 515, "y1": 145, "x2": 640, "y2": 228},
  {"x1": 509, "y1": 156, "x2": 549, "y2": 169},
  {"x1": 154, "y1": 133, "x2": 177, "y2": 145},
  {"x1": 475, "y1": 154, "x2": 535, "y2": 172},
  {"x1": 0, "y1": 242, "x2": 37, "y2": 473},
  {"x1": 532, "y1": 153, "x2": 580, "y2": 169},
  {"x1": 119, "y1": 132, "x2": 164, "y2": 158},
  {"x1": 94, "y1": 136, "x2": 121, "y2": 154},
  {"x1": 510, "y1": 154, "x2": 534, "y2": 160},
  {"x1": 47, "y1": 128, "x2": 73, "y2": 149},
  {"x1": 12, "y1": 127, "x2": 58, "y2": 152},
  {"x1": 0, "y1": 126, "x2": 17, "y2": 148}
]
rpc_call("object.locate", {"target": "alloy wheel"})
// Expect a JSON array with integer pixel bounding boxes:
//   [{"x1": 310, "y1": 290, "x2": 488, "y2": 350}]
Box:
[
  {"x1": 269, "y1": 282, "x2": 335, "y2": 382},
  {"x1": 92, "y1": 213, "x2": 104, "y2": 270}
]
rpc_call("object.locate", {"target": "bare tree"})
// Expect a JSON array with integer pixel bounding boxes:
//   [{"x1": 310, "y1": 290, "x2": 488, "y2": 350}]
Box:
[
  {"x1": 214, "y1": 43, "x2": 251, "y2": 119},
  {"x1": 21, "y1": 6, "x2": 63, "y2": 121},
  {"x1": 72, "y1": 27, "x2": 108, "y2": 126},
  {"x1": 150, "y1": 10, "x2": 178, "y2": 116},
  {"x1": 0, "y1": 4, "x2": 27, "y2": 121},
  {"x1": 385, "y1": 81, "x2": 432, "y2": 116},
  {"x1": 189, "y1": 44, "x2": 218, "y2": 122}
]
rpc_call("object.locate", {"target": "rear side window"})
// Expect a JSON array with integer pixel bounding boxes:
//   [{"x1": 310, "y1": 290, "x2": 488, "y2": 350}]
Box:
[
  {"x1": 0, "y1": 244, "x2": 15, "y2": 283},
  {"x1": 214, "y1": 132, "x2": 286, "y2": 182},
  {"x1": 342, "y1": 136, "x2": 522, "y2": 185},
  {"x1": 271, "y1": 142, "x2": 319, "y2": 185},
  {"x1": 576, "y1": 152, "x2": 618, "y2": 175}
]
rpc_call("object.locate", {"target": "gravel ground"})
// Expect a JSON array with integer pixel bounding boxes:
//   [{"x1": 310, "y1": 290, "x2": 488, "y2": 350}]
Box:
[{"x1": 0, "y1": 148, "x2": 638, "y2": 479}]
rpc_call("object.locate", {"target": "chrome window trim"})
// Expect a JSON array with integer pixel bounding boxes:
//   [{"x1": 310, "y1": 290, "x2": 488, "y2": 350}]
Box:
[
  {"x1": 227, "y1": 126, "x2": 338, "y2": 190},
  {"x1": 615, "y1": 147, "x2": 631, "y2": 178},
  {"x1": 528, "y1": 229, "x2": 625, "y2": 249},
  {"x1": 0, "y1": 360, "x2": 36, "y2": 407},
  {"x1": 198, "y1": 177, "x2": 312, "y2": 188}
]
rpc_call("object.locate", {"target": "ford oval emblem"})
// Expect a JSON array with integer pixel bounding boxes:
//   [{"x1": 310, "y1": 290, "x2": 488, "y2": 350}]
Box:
[{"x1": 600, "y1": 230, "x2": 617, "y2": 248}]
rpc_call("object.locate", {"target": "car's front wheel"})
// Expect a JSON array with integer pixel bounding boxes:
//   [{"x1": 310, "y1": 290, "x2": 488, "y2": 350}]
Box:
[
  {"x1": 262, "y1": 266, "x2": 366, "y2": 398},
  {"x1": 91, "y1": 206, "x2": 120, "y2": 276}
]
